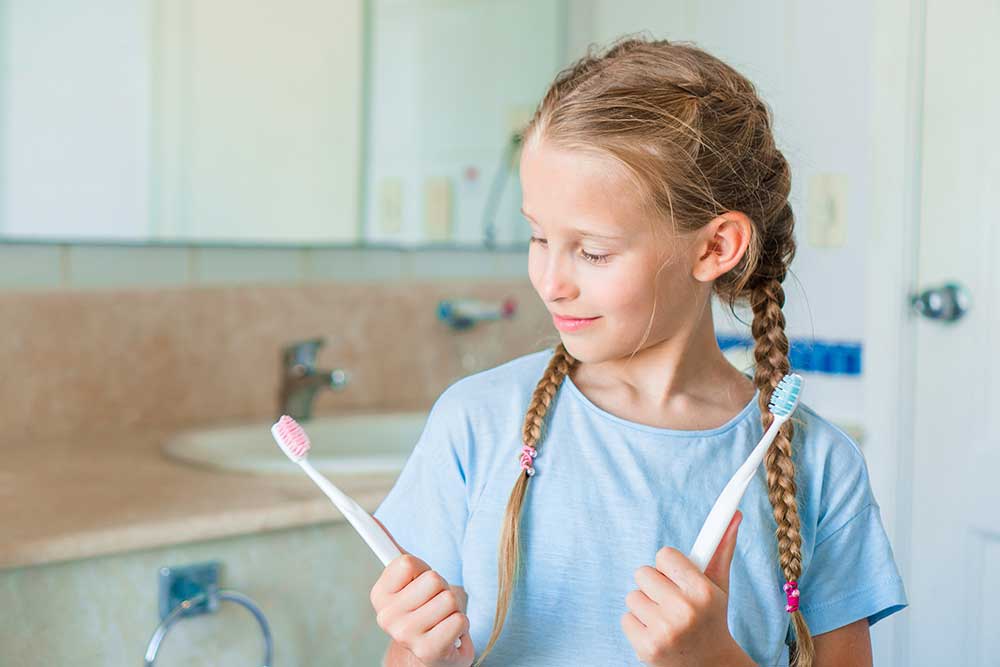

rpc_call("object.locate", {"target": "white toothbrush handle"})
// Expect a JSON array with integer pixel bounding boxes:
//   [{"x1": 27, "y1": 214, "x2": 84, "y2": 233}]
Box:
[
  {"x1": 275, "y1": 425, "x2": 463, "y2": 649},
  {"x1": 296, "y1": 459, "x2": 464, "y2": 650},
  {"x1": 297, "y1": 459, "x2": 402, "y2": 566},
  {"x1": 688, "y1": 417, "x2": 785, "y2": 571}
]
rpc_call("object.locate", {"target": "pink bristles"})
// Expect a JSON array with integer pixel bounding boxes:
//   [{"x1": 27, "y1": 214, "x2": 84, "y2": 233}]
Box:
[{"x1": 275, "y1": 415, "x2": 311, "y2": 459}]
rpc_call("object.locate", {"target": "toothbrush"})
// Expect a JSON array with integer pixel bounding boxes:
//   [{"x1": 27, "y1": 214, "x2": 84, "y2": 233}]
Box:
[
  {"x1": 271, "y1": 415, "x2": 463, "y2": 649},
  {"x1": 687, "y1": 373, "x2": 803, "y2": 572}
]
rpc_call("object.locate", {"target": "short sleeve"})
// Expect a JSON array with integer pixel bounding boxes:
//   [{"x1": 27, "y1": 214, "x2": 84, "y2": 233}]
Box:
[
  {"x1": 794, "y1": 430, "x2": 909, "y2": 637},
  {"x1": 373, "y1": 387, "x2": 470, "y2": 586}
]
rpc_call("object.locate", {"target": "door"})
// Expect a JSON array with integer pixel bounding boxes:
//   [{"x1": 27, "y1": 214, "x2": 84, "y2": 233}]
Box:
[{"x1": 907, "y1": 0, "x2": 1000, "y2": 664}]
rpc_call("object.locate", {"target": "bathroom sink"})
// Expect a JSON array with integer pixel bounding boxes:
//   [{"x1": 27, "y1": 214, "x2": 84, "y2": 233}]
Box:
[{"x1": 162, "y1": 410, "x2": 429, "y2": 476}]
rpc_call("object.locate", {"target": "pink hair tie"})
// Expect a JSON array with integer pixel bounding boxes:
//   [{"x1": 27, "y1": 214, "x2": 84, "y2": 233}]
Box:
[
  {"x1": 520, "y1": 445, "x2": 538, "y2": 476},
  {"x1": 783, "y1": 580, "x2": 800, "y2": 613}
]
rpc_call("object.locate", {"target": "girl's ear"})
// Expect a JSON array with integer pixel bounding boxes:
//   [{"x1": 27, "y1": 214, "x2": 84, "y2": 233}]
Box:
[{"x1": 691, "y1": 211, "x2": 752, "y2": 282}]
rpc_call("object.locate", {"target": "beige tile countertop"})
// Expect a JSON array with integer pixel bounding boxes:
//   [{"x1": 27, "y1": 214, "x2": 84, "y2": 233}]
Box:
[{"x1": 0, "y1": 429, "x2": 396, "y2": 571}]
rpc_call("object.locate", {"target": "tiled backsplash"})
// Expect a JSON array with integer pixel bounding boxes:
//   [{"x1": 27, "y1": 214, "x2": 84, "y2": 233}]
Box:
[
  {"x1": 0, "y1": 243, "x2": 529, "y2": 290},
  {"x1": 0, "y1": 276, "x2": 553, "y2": 443}
]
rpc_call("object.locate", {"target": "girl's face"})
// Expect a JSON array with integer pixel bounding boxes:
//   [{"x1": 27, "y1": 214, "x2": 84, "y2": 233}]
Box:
[{"x1": 520, "y1": 140, "x2": 707, "y2": 365}]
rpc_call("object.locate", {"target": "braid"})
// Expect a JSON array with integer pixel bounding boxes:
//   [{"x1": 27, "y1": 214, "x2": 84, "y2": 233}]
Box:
[
  {"x1": 473, "y1": 343, "x2": 578, "y2": 667},
  {"x1": 750, "y1": 277, "x2": 814, "y2": 667}
]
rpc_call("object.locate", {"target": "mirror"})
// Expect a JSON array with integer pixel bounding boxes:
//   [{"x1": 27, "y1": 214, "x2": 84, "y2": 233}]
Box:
[{"x1": 0, "y1": 0, "x2": 568, "y2": 247}]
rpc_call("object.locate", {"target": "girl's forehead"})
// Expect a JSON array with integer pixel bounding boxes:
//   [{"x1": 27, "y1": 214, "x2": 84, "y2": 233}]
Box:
[{"x1": 520, "y1": 143, "x2": 650, "y2": 236}]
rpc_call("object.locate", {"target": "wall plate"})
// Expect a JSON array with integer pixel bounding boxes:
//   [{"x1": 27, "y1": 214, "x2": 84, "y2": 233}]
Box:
[{"x1": 157, "y1": 561, "x2": 221, "y2": 621}]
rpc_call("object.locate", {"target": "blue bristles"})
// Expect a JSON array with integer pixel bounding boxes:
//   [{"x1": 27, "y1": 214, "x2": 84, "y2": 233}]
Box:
[{"x1": 768, "y1": 373, "x2": 803, "y2": 417}]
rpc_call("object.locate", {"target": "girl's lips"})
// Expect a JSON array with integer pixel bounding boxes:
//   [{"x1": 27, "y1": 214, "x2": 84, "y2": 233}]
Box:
[{"x1": 552, "y1": 314, "x2": 600, "y2": 332}]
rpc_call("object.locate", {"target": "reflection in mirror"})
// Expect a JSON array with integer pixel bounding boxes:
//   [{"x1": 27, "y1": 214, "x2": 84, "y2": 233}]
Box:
[
  {"x1": 363, "y1": 0, "x2": 566, "y2": 248},
  {"x1": 0, "y1": 0, "x2": 566, "y2": 247}
]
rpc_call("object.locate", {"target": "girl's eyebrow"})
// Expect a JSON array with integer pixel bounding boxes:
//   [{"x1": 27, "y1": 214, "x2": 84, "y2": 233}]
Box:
[{"x1": 520, "y1": 207, "x2": 625, "y2": 241}]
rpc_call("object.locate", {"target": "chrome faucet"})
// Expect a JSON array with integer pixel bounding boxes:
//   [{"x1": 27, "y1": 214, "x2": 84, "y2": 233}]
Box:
[{"x1": 278, "y1": 338, "x2": 349, "y2": 420}]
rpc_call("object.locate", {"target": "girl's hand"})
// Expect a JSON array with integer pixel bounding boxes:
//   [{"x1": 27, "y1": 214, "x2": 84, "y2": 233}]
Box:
[
  {"x1": 370, "y1": 551, "x2": 474, "y2": 667},
  {"x1": 621, "y1": 510, "x2": 754, "y2": 667}
]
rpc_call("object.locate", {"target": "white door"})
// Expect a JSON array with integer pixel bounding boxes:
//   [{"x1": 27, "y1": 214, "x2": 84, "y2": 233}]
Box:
[{"x1": 906, "y1": 1, "x2": 1000, "y2": 664}]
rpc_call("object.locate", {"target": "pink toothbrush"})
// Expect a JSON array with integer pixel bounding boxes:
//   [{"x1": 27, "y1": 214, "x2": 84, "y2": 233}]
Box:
[{"x1": 271, "y1": 415, "x2": 463, "y2": 649}]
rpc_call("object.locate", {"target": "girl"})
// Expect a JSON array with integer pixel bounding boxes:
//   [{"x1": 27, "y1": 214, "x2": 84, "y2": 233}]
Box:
[{"x1": 369, "y1": 36, "x2": 907, "y2": 667}]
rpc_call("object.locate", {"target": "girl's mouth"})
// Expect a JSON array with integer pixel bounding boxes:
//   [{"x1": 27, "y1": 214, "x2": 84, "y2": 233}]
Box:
[{"x1": 552, "y1": 314, "x2": 600, "y2": 332}]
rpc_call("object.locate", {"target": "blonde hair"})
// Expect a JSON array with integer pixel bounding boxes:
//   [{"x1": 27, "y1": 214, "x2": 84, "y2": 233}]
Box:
[{"x1": 473, "y1": 34, "x2": 814, "y2": 667}]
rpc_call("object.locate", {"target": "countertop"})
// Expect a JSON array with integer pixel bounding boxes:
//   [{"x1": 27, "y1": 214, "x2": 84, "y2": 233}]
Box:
[
  {"x1": 0, "y1": 429, "x2": 396, "y2": 571},
  {"x1": 1, "y1": 419, "x2": 866, "y2": 573}
]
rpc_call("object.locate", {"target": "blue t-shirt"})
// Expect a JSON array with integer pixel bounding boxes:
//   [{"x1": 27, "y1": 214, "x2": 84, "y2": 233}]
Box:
[{"x1": 374, "y1": 348, "x2": 907, "y2": 666}]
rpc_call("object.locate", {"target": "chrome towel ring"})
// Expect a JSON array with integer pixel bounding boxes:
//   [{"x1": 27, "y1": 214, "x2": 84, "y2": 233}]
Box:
[{"x1": 143, "y1": 588, "x2": 273, "y2": 666}]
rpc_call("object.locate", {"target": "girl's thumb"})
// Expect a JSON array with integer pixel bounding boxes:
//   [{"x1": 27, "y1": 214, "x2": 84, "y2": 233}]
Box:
[{"x1": 704, "y1": 510, "x2": 742, "y2": 594}]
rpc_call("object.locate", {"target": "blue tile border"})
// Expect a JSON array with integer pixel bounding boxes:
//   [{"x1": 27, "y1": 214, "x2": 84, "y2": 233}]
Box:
[{"x1": 717, "y1": 334, "x2": 862, "y2": 376}]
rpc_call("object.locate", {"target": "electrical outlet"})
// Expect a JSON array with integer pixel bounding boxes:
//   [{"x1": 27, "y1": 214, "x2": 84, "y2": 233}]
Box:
[{"x1": 806, "y1": 173, "x2": 848, "y2": 247}]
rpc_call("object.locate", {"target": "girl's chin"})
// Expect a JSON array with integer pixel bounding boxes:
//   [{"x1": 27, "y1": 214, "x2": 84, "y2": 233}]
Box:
[
  {"x1": 558, "y1": 336, "x2": 614, "y2": 365},
  {"x1": 559, "y1": 330, "x2": 656, "y2": 365}
]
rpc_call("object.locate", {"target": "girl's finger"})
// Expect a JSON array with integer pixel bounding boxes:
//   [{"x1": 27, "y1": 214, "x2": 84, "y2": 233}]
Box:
[
  {"x1": 371, "y1": 554, "x2": 428, "y2": 608},
  {"x1": 654, "y1": 546, "x2": 706, "y2": 600},
  {"x1": 621, "y1": 610, "x2": 649, "y2": 646},
  {"x1": 413, "y1": 587, "x2": 465, "y2": 635},
  {"x1": 634, "y1": 564, "x2": 681, "y2": 607},
  {"x1": 398, "y1": 569, "x2": 450, "y2": 612},
  {"x1": 421, "y1": 611, "x2": 470, "y2": 657},
  {"x1": 625, "y1": 587, "x2": 663, "y2": 629}
]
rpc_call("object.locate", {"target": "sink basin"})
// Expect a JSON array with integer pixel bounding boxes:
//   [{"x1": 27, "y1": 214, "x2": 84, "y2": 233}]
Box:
[{"x1": 162, "y1": 411, "x2": 429, "y2": 476}]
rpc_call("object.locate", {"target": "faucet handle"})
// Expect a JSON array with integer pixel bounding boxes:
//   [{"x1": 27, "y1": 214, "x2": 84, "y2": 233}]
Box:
[
  {"x1": 330, "y1": 368, "x2": 350, "y2": 388},
  {"x1": 437, "y1": 297, "x2": 517, "y2": 330},
  {"x1": 282, "y1": 337, "x2": 325, "y2": 371}
]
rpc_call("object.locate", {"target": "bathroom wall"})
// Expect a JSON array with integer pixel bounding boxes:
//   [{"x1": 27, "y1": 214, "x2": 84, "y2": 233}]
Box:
[
  {"x1": 0, "y1": 245, "x2": 549, "y2": 443},
  {"x1": 0, "y1": 246, "x2": 547, "y2": 666},
  {"x1": 0, "y1": 4, "x2": 546, "y2": 659},
  {"x1": 0, "y1": 520, "x2": 390, "y2": 665}
]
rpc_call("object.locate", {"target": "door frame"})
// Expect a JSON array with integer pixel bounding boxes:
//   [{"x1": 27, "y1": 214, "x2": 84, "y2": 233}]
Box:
[{"x1": 865, "y1": 0, "x2": 926, "y2": 664}]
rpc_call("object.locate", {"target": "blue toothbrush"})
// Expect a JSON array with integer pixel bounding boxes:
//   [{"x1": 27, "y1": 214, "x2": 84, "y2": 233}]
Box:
[{"x1": 688, "y1": 373, "x2": 803, "y2": 571}]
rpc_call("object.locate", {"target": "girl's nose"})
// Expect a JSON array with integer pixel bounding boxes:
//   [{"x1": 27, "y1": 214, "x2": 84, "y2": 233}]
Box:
[{"x1": 538, "y1": 253, "x2": 579, "y2": 302}]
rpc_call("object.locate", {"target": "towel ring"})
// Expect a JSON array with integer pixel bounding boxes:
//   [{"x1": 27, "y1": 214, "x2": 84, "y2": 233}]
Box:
[{"x1": 143, "y1": 588, "x2": 273, "y2": 666}]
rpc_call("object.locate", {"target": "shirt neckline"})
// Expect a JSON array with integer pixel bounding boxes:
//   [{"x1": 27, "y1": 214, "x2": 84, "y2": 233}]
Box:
[{"x1": 561, "y1": 371, "x2": 760, "y2": 438}]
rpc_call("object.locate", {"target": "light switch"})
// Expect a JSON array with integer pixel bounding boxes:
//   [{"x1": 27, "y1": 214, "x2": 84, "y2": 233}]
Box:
[
  {"x1": 806, "y1": 173, "x2": 848, "y2": 247},
  {"x1": 378, "y1": 178, "x2": 403, "y2": 234},
  {"x1": 424, "y1": 177, "x2": 453, "y2": 242}
]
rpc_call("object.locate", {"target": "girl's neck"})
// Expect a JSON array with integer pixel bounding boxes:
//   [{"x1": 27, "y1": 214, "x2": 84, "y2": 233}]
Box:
[
  {"x1": 568, "y1": 315, "x2": 756, "y2": 430},
  {"x1": 570, "y1": 356, "x2": 755, "y2": 432}
]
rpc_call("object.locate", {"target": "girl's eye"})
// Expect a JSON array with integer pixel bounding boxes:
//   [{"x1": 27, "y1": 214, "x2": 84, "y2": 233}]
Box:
[
  {"x1": 581, "y1": 250, "x2": 609, "y2": 265},
  {"x1": 530, "y1": 237, "x2": 609, "y2": 265}
]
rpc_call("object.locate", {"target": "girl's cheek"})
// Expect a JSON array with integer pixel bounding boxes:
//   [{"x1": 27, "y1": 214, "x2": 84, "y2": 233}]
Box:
[
  {"x1": 527, "y1": 254, "x2": 545, "y2": 293},
  {"x1": 592, "y1": 270, "x2": 641, "y2": 308}
]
